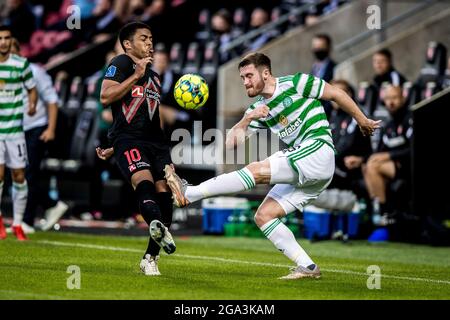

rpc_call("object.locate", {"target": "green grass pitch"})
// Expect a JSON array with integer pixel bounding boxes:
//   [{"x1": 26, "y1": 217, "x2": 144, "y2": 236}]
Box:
[{"x1": 1, "y1": 232, "x2": 449, "y2": 300}]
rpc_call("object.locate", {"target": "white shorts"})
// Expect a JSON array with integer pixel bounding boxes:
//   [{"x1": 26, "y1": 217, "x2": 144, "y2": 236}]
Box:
[
  {"x1": 267, "y1": 139, "x2": 335, "y2": 214},
  {"x1": 0, "y1": 137, "x2": 28, "y2": 169}
]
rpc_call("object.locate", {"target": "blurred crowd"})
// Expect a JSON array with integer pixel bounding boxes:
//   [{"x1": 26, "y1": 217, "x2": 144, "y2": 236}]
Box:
[{"x1": 0, "y1": 0, "x2": 448, "y2": 242}]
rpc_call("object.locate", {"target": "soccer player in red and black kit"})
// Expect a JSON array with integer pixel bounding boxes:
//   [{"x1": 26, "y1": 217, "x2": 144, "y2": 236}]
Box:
[{"x1": 98, "y1": 22, "x2": 176, "y2": 276}]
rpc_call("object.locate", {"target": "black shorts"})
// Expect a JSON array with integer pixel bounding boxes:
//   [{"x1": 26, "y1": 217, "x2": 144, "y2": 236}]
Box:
[{"x1": 113, "y1": 138, "x2": 172, "y2": 184}]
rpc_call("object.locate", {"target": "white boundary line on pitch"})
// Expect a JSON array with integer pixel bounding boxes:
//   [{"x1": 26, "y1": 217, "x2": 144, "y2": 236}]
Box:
[
  {"x1": 0, "y1": 289, "x2": 67, "y2": 300},
  {"x1": 36, "y1": 240, "x2": 450, "y2": 285}
]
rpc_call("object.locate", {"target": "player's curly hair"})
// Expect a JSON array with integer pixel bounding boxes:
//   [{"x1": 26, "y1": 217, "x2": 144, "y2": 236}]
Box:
[
  {"x1": 119, "y1": 22, "x2": 151, "y2": 51},
  {"x1": 238, "y1": 52, "x2": 272, "y2": 74}
]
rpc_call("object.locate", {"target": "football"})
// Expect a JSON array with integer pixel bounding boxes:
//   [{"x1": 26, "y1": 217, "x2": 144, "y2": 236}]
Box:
[{"x1": 173, "y1": 74, "x2": 209, "y2": 110}]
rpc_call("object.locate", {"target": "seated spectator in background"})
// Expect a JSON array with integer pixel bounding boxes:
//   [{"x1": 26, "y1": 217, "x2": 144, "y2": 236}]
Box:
[
  {"x1": 303, "y1": 0, "x2": 346, "y2": 26},
  {"x1": 372, "y1": 49, "x2": 406, "y2": 89},
  {"x1": 363, "y1": 85, "x2": 412, "y2": 227},
  {"x1": 0, "y1": 0, "x2": 36, "y2": 44},
  {"x1": 211, "y1": 8, "x2": 234, "y2": 64},
  {"x1": 243, "y1": 7, "x2": 276, "y2": 53},
  {"x1": 311, "y1": 33, "x2": 335, "y2": 82},
  {"x1": 151, "y1": 45, "x2": 189, "y2": 140},
  {"x1": 10, "y1": 38, "x2": 68, "y2": 233},
  {"x1": 328, "y1": 79, "x2": 372, "y2": 195}
]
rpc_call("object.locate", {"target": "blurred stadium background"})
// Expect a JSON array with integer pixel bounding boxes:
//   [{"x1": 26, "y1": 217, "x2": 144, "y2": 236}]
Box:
[{"x1": 0, "y1": 0, "x2": 450, "y2": 300}]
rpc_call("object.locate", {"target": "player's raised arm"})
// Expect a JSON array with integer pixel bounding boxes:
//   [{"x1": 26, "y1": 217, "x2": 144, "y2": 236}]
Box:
[
  {"x1": 225, "y1": 105, "x2": 269, "y2": 149},
  {"x1": 321, "y1": 81, "x2": 381, "y2": 136},
  {"x1": 100, "y1": 56, "x2": 152, "y2": 106}
]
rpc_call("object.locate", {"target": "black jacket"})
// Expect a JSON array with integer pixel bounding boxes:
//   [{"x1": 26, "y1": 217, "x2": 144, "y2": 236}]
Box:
[
  {"x1": 378, "y1": 106, "x2": 413, "y2": 165},
  {"x1": 330, "y1": 109, "x2": 372, "y2": 171}
]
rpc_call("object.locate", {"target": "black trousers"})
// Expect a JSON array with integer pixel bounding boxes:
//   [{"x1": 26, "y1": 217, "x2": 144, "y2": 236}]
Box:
[{"x1": 23, "y1": 125, "x2": 57, "y2": 226}]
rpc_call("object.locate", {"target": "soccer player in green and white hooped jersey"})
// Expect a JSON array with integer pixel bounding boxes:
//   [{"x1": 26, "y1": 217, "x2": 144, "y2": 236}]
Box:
[
  {"x1": 165, "y1": 52, "x2": 381, "y2": 279},
  {"x1": 0, "y1": 25, "x2": 37, "y2": 241}
]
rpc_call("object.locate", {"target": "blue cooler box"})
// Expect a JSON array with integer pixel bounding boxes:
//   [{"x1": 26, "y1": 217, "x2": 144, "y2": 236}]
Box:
[
  {"x1": 333, "y1": 212, "x2": 361, "y2": 238},
  {"x1": 303, "y1": 207, "x2": 331, "y2": 240},
  {"x1": 202, "y1": 197, "x2": 249, "y2": 234}
]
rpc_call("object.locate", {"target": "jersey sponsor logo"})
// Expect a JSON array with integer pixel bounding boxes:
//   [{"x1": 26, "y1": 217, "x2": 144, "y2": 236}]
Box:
[
  {"x1": 128, "y1": 164, "x2": 136, "y2": 172},
  {"x1": 0, "y1": 90, "x2": 15, "y2": 97},
  {"x1": 282, "y1": 96, "x2": 293, "y2": 107},
  {"x1": 105, "y1": 65, "x2": 117, "y2": 77},
  {"x1": 131, "y1": 85, "x2": 144, "y2": 98},
  {"x1": 122, "y1": 76, "x2": 161, "y2": 123},
  {"x1": 278, "y1": 117, "x2": 303, "y2": 139}
]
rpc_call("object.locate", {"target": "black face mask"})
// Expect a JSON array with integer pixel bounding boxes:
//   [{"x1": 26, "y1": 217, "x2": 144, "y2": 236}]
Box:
[
  {"x1": 313, "y1": 49, "x2": 329, "y2": 61},
  {"x1": 133, "y1": 7, "x2": 145, "y2": 16}
]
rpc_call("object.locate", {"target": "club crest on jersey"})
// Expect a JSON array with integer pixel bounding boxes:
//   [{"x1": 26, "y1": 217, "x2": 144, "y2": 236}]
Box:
[
  {"x1": 283, "y1": 96, "x2": 293, "y2": 107},
  {"x1": 131, "y1": 85, "x2": 144, "y2": 98},
  {"x1": 105, "y1": 65, "x2": 116, "y2": 77}
]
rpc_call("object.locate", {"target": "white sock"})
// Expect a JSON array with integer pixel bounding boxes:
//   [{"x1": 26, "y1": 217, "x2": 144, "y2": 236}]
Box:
[
  {"x1": 0, "y1": 181, "x2": 3, "y2": 217},
  {"x1": 260, "y1": 218, "x2": 315, "y2": 268},
  {"x1": 186, "y1": 167, "x2": 255, "y2": 203},
  {"x1": 12, "y1": 181, "x2": 28, "y2": 226}
]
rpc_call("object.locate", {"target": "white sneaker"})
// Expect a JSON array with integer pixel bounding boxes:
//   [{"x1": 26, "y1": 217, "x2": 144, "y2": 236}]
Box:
[
  {"x1": 21, "y1": 222, "x2": 35, "y2": 234},
  {"x1": 41, "y1": 201, "x2": 69, "y2": 231},
  {"x1": 140, "y1": 254, "x2": 161, "y2": 276}
]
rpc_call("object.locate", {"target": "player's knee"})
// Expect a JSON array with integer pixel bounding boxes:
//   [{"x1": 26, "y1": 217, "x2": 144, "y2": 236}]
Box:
[
  {"x1": 254, "y1": 208, "x2": 274, "y2": 227},
  {"x1": 135, "y1": 180, "x2": 161, "y2": 223},
  {"x1": 11, "y1": 170, "x2": 25, "y2": 183},
  {"x1": 366, "y1": 161, "x2": 381, "y2": 174},
  {"x1": 246, "y1": 161, "x2": 269, "y2": 184}
]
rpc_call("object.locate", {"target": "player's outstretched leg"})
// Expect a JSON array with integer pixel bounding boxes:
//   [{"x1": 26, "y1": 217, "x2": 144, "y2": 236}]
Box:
[
  {"x1": 164, "y1": 164, "x2": 257, "y2": 207},
  {"x1": 163, "y1": 165, "x2": 190, "y2": 207}
]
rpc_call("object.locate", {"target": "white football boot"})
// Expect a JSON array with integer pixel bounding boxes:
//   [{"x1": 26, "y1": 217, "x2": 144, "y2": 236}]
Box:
[
  {"x1": 140, "y1": 254, "x2": 161, "y2": 276},
  {"x1": 279, "y1": 264, "x2": 321, "y2": 280}
]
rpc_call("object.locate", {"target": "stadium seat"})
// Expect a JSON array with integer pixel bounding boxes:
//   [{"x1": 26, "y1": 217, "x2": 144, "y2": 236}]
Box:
[
  {"x1": 169, "y1": 42, "x2": 185, "y2": 75},
  {"x1": 402, "y1": 81, "x2": 420, "y2": 108},
  {"x1": 442, "y1": 69, "x2": 450, "y2": 89},
  {"x1": 271, "y1": 6, "x2": 288, "y2": 35},
  {"x1": 182, "y1": 42, "x2": 202, "y2": 75},
  {"x1": 195, "y1": 9, "x2": 212, "y2": 44},
  {"x1": 231, "y1": 7, "x2": 248, "y2": 39},
  {"x1": 199, "y1": 41, "x2": 219, "y2": 84},
  {"x1": 420, "y1": 81, "x2": 440, "y2": 100},
  {"x1": 356, "y1": 81, "x2": 377, "y2": 116},
  {"x1": 54, "y1": 74, "x2": 70, "y2": 106},
  {"x1": 68, "y1": 98, "x2": 99, "y2": 170},
  {"x1": 416, "y1": 42, "x2": 447, "y2": 89},
  {"x1": 55, "y1": 76, "x2": 85, "y2": 158}
]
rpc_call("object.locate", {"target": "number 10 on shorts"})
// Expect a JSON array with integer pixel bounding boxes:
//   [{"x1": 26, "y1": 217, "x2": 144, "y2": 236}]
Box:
[{"x1": 124, "y1": 148, "x2": 142, "y2": 165}]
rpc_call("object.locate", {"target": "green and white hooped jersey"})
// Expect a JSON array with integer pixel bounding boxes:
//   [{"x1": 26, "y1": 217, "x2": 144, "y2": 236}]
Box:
[
  {"x1": 0, "y1": 54, "x2": 36, "y2": 140},
  {"x1": 246, "y1": 73, "x2": 334, "y2": 149}
]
